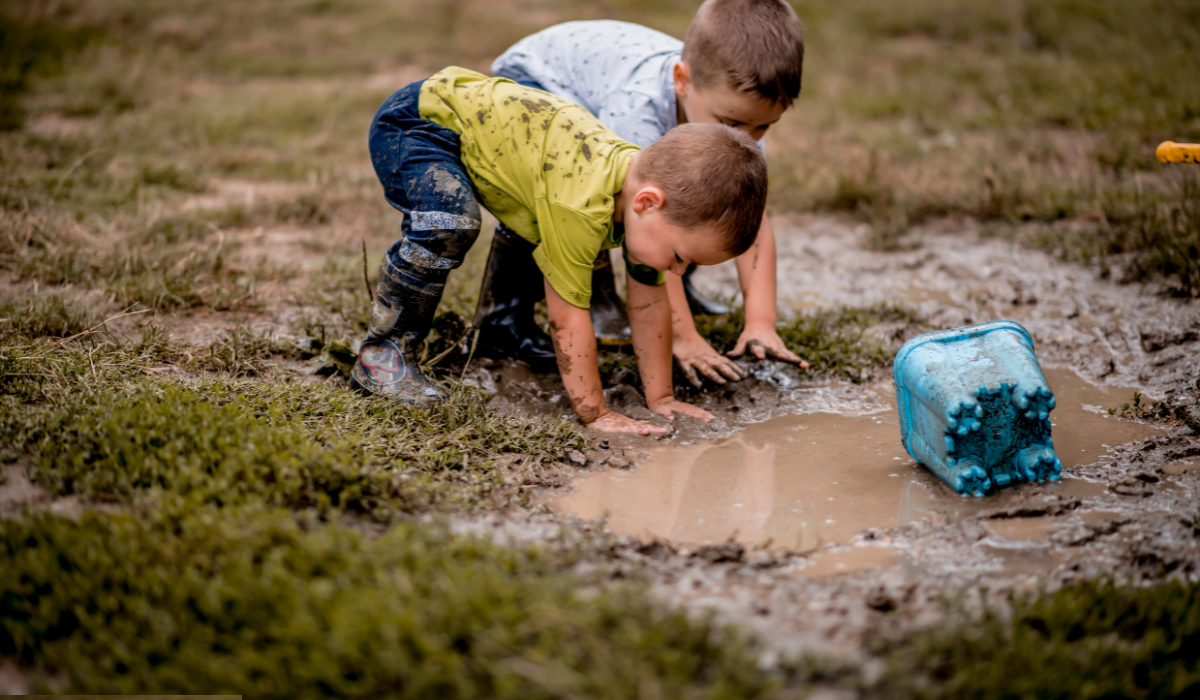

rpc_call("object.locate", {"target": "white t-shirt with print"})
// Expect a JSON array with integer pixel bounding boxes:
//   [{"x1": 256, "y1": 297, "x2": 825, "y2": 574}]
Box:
[
  {"x1": 493, "y1": 20, "x2": 768, "y2": 154},
  {"x1": 492, "y1": 20, "x2": 682, "y2": 149}
]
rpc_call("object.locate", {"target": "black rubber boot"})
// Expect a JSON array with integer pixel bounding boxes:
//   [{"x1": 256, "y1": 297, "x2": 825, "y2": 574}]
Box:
[
  {"x1": 350, "y1": 253, "x2": 447, "y2": 404},
  {"x1": 682, "y1": 263, "x2": 731, "y2": 317},
  {"x1": 591, "y1": 250, "x2": 632, "y2": 346},
  {"x1": 472, "y1": 224, "x2": 556, "y2": 363}
]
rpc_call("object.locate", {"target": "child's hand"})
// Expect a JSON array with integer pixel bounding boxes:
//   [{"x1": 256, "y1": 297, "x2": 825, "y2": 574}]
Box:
[
  {"x1": 674, "y1": 331, "x2": 747, "y2": 387},
  {"x1": 587, "y1": 410, "x2": 672, "y2": 435},
  {"x1": 650, "y1": 397, "x2": 715, "y2": 423},
  {"x1": 728, "y1": 324, "x2": 809, "y2": 367}
]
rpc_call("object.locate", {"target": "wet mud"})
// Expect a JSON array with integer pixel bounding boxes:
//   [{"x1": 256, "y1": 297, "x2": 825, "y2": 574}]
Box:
[
  {"x1": 455, "y1": 215, "x2": 1200, "y2": 675},
  {"x1": 550, "y1": 368, "x2": 1163, "y2": 558}
]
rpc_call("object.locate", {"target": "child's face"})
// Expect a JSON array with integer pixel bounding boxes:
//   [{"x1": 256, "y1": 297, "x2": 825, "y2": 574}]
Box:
[
  {"x1": 673, "y1": 62, "x2": 786, "y2": 142},
  {"x1": 622, "y1": 186, "x2": 734, "y2": 276}
]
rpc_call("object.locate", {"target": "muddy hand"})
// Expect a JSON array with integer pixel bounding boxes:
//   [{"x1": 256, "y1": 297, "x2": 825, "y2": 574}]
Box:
[
  {"x1": 587, "y1": 410, "x2": 671, "y2": 436},
  {"x1": 729, "y1": 328, "x2": 809, "y2": 368},
  {"x1": 674, "y1": 333, "x2": 746, "y2": 388},
  {"x1": 650, "y1": 398, "x2": 715, "y2": 423}
]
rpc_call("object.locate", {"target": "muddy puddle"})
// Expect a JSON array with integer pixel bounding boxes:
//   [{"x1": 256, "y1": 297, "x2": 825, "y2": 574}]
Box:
[{"x1": 551, "y1": 367, "x2": 1164, "y2": 574}]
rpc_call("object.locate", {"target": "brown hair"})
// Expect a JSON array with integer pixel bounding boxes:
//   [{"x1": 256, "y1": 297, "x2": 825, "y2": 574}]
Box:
[
  {"x1": 682, "y1": 0, "x2": 805, "y2": 107},
  {"x1": 635, "y1": 123, "x2": 767, "y2": 257}
]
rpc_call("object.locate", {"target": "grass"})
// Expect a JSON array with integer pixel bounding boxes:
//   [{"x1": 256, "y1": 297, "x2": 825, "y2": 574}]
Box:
[
  {"x1": 1, "y1": 338, "x2": 584, "y2": 514},
  {"x1": 0, "y1": 320, "x2": 793, "y2": 696},
  {"x1": 877, "y1": 579, "x2": 1200, "y2": 699},
  {"x1": 696, "y1": 302, "x2": 918, "y2": 381},
  {"x1": 0, "y1": 508, "x2": 792, "y2": 697},
  {"x1": 0, "y1": 292, "x2": 99, "y2": 339},
  {"x1": 2, "y1": 204, "x2": 270, "y2": 313},
  {"x1": 2, "y1": 0, "x2": 1199, "y2": 694},
  {"x1": 765, "y1": 0, "x2": 1200, "y2": 290}
]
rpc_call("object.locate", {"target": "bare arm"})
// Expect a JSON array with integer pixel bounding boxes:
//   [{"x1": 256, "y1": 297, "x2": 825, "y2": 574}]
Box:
[
  {"x1": 730, "y1": 213, "x2": 807, "y2": 366},
  {"x1": 544, "y1": 277, "x2": 668, "y2": 435},
  {"x1": 628, "y1": 275, "x2": 714, "y2": 422},
  {"x1": 666, "y1": 273, "x2": 747, "y2": 387}
]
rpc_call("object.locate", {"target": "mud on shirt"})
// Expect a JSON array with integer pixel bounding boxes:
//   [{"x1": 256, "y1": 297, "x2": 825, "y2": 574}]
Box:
[
  {"x1": 492, "y1": 20, "x2": 682, "y2": 149},
  {"x1": 418, "y1": 66, "x2": 662, "y2": 308}
]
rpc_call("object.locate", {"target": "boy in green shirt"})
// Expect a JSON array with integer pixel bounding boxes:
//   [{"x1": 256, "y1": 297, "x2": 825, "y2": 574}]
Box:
[
  {"x1": 485, "y1": 0, "x2": 809, "y2": 386},
  {"x1": 353, "y1": 67, "x2": 767, "y2": 435}
]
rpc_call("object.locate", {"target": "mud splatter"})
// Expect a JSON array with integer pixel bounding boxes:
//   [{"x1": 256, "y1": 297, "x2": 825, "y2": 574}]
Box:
[
  {"x1": 429, "y1": 165, "x2": 464, "y2": 197},
  {"x1": 520, "y1": 98, "x2": 547, "y2": 114}
]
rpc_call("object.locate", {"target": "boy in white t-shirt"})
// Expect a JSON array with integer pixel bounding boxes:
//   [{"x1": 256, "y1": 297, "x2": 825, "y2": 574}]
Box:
[{"x1": 474, "y1": 0, "x2": 810, "y2": 386}]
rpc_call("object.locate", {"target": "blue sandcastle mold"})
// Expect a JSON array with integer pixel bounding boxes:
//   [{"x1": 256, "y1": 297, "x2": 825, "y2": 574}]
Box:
[{"x1": 893, "y1": 320, "x2": 1061, "y2": 497}]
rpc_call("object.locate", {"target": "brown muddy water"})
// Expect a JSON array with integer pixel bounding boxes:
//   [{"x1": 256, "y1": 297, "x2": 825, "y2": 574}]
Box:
[{"x1": 551, "y1": 367, "x2": 1163, "y2": 573}]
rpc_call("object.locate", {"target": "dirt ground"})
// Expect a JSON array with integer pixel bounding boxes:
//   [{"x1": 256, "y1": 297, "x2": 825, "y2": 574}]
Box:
[
  {"x1": 438, "y1": 213, "x2": 1200, "y2": 689},
  {"x1": 3, "y1": 209, "x2": 1199, "y2": 695}
]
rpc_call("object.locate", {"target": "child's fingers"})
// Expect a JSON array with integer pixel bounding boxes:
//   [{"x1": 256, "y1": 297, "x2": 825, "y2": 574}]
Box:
[
  {"x1": 693, "y1": 360, "x2": 730, "y2": 385},
  {"x1": 681, "y1": 362, "x2": 704, "y2": 388},
  {"x1": 766, "y1": 344, "x2": 805, "y2": 365},
  {"x1": 713, "y1": 356, "x2": 746, "y2": 381},
  {"x1": 679, "y1": 404, "x2": 715, "y2": 422},
  {"x1": 746, "y1": 339, "x2": 767, "y2": 360}
]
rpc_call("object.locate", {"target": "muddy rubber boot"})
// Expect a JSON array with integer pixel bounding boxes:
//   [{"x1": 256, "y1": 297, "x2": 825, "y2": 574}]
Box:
[
  {"x1": 350, "y1": 253, "x2": 447, "y2": 404},
  {"x1": 682, "y1": 263, "x2": 731, "y2": 318},
  {"x1": 591, "y1": 250, "x2": 632, "y2": 346},
  {"x1": 472, "y1": 224, "x2": 556, "y2": 363}
]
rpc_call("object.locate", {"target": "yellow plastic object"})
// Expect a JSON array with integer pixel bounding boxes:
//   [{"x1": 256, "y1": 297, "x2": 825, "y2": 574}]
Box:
[{"x1": 1157, "y1": 141, "x2": 1200, "y2": 164}]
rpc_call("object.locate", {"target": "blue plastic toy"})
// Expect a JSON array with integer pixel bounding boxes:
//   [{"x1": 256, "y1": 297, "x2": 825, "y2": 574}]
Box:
[{"x1": 893, "y1": 320, "x2": 1062, "y2": 496}]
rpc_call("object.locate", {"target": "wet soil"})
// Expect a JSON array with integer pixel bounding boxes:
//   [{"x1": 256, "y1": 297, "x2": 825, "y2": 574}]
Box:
[
  {"x1": 550, "y1": 368, "x2": 1163, "y2": 556},
  {"x1": 5, "y1": 214, "x2": 1198, "y2": 687},
  {"x1": 454, "y1": 215, "x2": 1200, "y2": 679}
]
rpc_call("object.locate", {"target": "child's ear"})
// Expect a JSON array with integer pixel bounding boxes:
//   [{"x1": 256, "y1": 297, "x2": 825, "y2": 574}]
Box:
[
  {"x1": 632, "y1": 185, "x2": 666, "y2": 215},
  {"x1": 673, "y1": 61, "x2": 693, "y2": 98}
]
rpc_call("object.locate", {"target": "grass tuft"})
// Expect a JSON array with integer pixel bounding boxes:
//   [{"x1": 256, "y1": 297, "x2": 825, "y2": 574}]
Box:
[
  {"x1": 695, "y1": 303, "x2": 919, "y2": 381},
  {"x1": 0, "y1": 508, "x2": 789, "y2": 697},
  {"x1": 0, "y1": 292, "x2": 99, "y2": 340},
  {"x1": 880, "y1": 578, "x2": 1200, "y2": 699}
]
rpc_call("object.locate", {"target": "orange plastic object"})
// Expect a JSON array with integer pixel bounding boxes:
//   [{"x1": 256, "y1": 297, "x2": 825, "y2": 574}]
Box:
[{"x1": 1157, "y1": 141, "x2": 1200, "y2": 164}]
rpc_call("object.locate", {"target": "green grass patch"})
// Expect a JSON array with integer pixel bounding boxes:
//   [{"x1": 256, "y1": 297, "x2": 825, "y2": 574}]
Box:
[
  {"x1": 28, "y1": 386, "x2": 386, "y2": 513},
  {"x1": 1, "y1": 330, "x2": 584, "y2": 513},
  {"x1": 879, "y1": 578, "x2": 1200, "y2": 699},
  {"x1": 695, "y1": 303, "x2": 918, "y2": 382},
  {"x1": 0, "y1": 508, "x2": 791, "y2": 697},
  {"x1": 0, "y1": 292, "x2": 99, "y2": 340}
]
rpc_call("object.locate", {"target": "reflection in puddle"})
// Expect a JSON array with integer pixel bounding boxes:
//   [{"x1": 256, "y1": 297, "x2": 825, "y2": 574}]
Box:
[
  {"x1": 1162, "y1": 462, "x2": 1200, "y2": 476},
  {"x1": 800, "y1": 546, "x2": 897, "y2": 578},
  {"x1": 983, "y1": 517, "x2": 1063, "y2": 542},
  {"x1": 552, "y1": 368, "x2": 1162, "y2": 567}
]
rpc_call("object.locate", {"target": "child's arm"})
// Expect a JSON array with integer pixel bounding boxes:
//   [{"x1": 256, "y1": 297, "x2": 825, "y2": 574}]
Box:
[
  {"x1": 667, "y1": 214, "x2": 807, "y2": 387},
  {"x1": 627, "y1": 275, "x2": 715, "y2": 422},
  {"x1": 728, "y1": 214, "x2": 806, "y2": 364},
  {"x1": 544, "y1": 278, "x2": 669, "y2": 435},
  {"x1": 666, "y1": 277, "x2": 746, "y2": 387}
]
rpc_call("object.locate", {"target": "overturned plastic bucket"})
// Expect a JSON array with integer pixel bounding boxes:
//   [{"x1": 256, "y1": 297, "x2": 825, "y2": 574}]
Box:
[{"x1": 894, "y1": 320, "x2": 1062, "y2": 496}]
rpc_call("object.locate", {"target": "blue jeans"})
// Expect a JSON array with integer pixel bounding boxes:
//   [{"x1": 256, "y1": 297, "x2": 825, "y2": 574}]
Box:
[{"x1": 369, "y1": 80, "x2": 481, "y2": 281}]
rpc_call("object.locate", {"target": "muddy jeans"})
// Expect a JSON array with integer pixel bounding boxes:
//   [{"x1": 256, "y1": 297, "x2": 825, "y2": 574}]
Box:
[{"x1": 368, "y1": 79, "x2": 482, "y2": 291}]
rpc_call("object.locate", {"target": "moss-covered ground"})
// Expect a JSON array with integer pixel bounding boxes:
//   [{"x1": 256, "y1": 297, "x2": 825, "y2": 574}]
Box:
[
  {"x1": 876, "y1": 579, "x2": 1200, "y2": 699},
  {"x1": 2, "y1": 0, "x2": 1199, "y2": 695}
]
